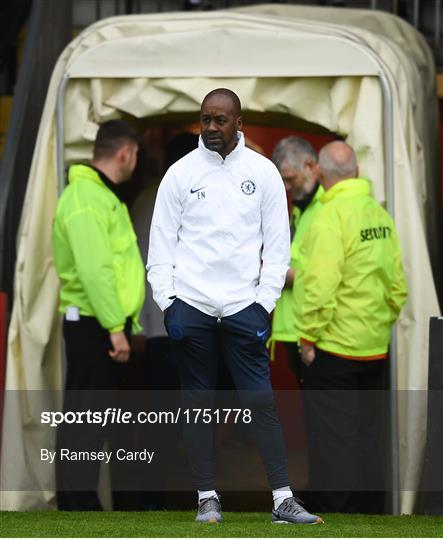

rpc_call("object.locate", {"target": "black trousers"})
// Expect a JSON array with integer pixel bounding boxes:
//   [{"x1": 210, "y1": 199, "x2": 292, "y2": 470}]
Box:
[
  {"x1": 301, "y1": 349, "x2": 386, "y2": 513},
  {"x1": 165, "y1": 298, "x2": 290, "y2": 491},
  {"x1": 284, "y1": 342, "x2": 304, "y2": 381},
  {"x1": 56, "y1": 316, "x2": 129, "y2": 510}
]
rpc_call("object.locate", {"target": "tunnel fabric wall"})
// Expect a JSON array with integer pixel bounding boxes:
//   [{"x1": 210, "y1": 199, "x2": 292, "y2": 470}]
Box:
[{"x1": 0, "y1": 9, "x2": 440, "y2": 512}]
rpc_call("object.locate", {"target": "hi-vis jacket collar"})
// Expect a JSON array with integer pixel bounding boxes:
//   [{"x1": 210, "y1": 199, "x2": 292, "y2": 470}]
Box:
[
  {"x1": 198, "y1": 131, "x2": 245, "y2": 163},
  {"x1": 321, "y1": 178, "x2": 372, "y2": 203},
  {"x1": 68, "y1": 163, "x2": 125, "y2": 201},
  {"x1": 68, "y1": 163, "x2": 102, "y2": 185}
]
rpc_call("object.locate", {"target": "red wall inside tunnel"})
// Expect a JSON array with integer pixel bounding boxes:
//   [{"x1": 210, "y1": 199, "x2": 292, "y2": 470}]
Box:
[{"x1": 242, "y1": 125, "x2": 336, "y2": 161}]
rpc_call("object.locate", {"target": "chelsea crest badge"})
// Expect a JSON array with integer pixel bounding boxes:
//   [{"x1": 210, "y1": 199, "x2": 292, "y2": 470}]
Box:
[{"x1": 241, "y1": 180, "x2": 256, "y2": 195}]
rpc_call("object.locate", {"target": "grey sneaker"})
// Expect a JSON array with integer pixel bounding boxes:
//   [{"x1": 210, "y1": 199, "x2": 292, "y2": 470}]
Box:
[
  {"x1": 195, "y1": 495, "x2": 222, "y2": 523},
  {"x1": 272, "y1": 496, "x2": 324, "y2": 524}
]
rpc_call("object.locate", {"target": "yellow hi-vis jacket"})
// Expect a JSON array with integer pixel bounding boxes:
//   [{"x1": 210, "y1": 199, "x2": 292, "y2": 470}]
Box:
[
  {"x1": 52, "y1": 164, "x2": 145, "y2": 333},
  {"x1": 293, "y1": 178, "x2": 408, "y2": 358},
  {"x1": 270, "y1": 185, "x2": 323, "y2": 344}
]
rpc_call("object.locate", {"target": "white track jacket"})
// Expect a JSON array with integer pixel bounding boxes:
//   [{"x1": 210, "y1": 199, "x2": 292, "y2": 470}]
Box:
[{"x1": 147, "y1": 132, "x2": 290, "y2": 317}]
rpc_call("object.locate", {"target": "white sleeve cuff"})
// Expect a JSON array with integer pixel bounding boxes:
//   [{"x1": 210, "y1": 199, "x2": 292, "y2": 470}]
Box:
[
  {"x1": 157, "y1": 294, "x2": 176, "y2": 312},
  {"x1": 256, "y1": 299, "x2": 274, "y2": 314}
]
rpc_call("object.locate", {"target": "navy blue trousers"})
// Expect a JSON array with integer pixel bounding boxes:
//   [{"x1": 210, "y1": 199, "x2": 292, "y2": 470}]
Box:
[{"x1": 164, "y1": 299, "x2": 290, "y2": 491}]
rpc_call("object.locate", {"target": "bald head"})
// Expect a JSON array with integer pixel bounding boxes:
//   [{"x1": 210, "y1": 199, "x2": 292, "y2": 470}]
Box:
[
  {"x1": 201, "y1": 88, "x2": 241, "y2": 117},
  {"x1": 318, "y1": 141, "x2": 358, "y2": 190}
]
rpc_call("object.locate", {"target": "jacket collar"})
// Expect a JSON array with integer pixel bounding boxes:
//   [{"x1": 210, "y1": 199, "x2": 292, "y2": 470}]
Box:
[
  {"x1": 68, "y1": 163, "x2": 124, "y2": 201},
  {"x1": 198, "y1": 131, "x2": 245, "y2": 163},
  {"x1": 320, "y1": 178, "x2": 371, "y2": 203},
  {"x1": 293, "y1": 182, "x2": 323, "y2": 213}
]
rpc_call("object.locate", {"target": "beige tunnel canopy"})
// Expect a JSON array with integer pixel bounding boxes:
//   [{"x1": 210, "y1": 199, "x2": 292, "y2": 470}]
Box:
[
  {"x1": 2, "y1": 6, "x2": 440, "y2": 515},
  {"x1": 65, "y1": 21, "x2": 382, "y2": 78}
]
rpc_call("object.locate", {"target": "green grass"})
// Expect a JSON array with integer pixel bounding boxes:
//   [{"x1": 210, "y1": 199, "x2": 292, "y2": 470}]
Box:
[{"x1": 1, "y1": 511, "x2": 443, "y2": 538}]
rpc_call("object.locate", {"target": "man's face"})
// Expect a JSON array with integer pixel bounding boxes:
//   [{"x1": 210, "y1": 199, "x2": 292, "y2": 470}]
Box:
[
  {"x1": 119, "y1": 142, "x2": 139, "y2": 182},
  {"x1": 200, "y1": 95, "x2": 242, "y2": 158},
  {"x1": 279, "y1": 160, "x2": 318, "y2": 201}
]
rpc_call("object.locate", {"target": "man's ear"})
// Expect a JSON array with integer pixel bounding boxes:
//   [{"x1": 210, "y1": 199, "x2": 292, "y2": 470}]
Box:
[
  {"x1": 117, "y1": 145, "x2": 128, "y2": 164},
  {"x1": 237, "y1": 116, "x2": 243, "y2": 130}
]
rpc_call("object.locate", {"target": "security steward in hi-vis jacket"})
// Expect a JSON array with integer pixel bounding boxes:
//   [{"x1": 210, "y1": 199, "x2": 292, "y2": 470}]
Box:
[
  {"x1": 52, "y1": 120, "x2": 144, "y2": 510},
  {"x1": 294, "y1": 141, "x2": 408, "y2": 514},
  {"x1": 268, "y1": 136, "x2": 323, "y2": 374}
]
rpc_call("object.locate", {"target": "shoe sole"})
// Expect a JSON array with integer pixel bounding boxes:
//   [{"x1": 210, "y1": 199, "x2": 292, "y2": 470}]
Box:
[
  {"x1": 272, "y1": 517, "x2": 324, "y2": 525},
  {"x1": 195, "y1": 514, "x2": 222, "y2": 524}
]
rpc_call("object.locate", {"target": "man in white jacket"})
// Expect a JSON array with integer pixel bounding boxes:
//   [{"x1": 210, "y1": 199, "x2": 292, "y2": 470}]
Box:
[{"x1": 147, "y1": 89, "x2": 323, "y2": 525}]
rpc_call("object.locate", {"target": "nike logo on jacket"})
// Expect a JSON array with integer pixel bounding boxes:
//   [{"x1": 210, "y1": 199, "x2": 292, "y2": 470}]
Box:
[{"x1": 190, "y1": 186, "x2": 206, "y2": 194}]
